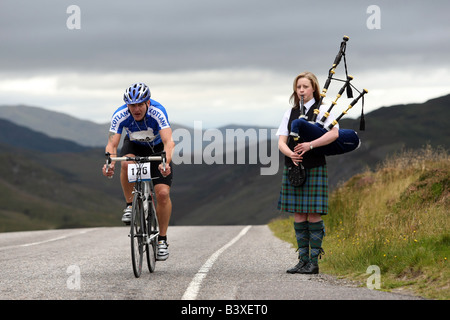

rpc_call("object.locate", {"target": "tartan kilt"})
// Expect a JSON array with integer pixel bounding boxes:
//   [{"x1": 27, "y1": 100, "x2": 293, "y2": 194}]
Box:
[{"x1": 277, "y1": 165, "x2": 329, "y2": 215}]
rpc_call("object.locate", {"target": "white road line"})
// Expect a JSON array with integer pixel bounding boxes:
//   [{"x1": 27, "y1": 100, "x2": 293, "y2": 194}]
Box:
[
  {"x1": 181, "y1": 225, "x2": 251, "y2": 300},
  {"x1": 0, "y1": 228, "x2": 97, "y2": 251}
]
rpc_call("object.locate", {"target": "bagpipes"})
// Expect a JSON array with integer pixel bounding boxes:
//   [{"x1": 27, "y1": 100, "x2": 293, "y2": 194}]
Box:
[{"x1": 290, "y1": 36, "x2": 368, "y2": 156}]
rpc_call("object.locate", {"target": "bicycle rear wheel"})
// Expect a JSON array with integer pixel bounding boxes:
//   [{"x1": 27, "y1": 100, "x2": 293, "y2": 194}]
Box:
[
  {"x1": 130, "y1": 192, "x2": 145, "y2": 278},
  {"x1": 146, "y1": 200, "x2": 158, "y2": 273}
]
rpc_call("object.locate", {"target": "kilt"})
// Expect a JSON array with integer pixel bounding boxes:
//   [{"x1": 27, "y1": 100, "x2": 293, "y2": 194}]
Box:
[{"x1": 277, "y1": 165, "x2": 328, "y2": 215}]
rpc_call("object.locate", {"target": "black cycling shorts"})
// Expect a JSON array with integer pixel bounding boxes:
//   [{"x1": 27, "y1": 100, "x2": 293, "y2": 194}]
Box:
[{"x1": 119, "y1": 136, "x2": 173, "y2": 187}]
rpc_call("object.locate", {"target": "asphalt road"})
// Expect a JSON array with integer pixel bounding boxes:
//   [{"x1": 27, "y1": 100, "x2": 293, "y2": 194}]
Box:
[{"x1": 0, "y1": 225, "x2": 421, "y2": 301}]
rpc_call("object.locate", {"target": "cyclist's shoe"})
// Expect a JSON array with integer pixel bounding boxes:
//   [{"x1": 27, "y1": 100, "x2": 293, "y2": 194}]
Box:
[
  {"x1": 156, "y1": 240, "x2": 169, "y2": 261},
  {"x1": 122, "y1": 206, "x2": 132, "y2": 225}
]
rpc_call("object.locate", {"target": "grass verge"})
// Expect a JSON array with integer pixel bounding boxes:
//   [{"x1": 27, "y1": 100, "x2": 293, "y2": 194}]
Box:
[{"x1": 269, "y1": 146, "x2": 449, "y2": 300}]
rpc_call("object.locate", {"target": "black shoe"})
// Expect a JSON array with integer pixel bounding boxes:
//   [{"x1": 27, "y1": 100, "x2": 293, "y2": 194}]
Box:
[
  {"x1": 299, "y1": 262, "x2": 319, "y2": 274},
  {"x1": 286, "y1": 260, "x2": 308, "y2": 274}
]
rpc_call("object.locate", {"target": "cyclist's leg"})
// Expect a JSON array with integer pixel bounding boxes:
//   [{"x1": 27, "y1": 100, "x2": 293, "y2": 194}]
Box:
[
  {"x1": 118, "y1": 137, "x2": 139, "y2": 223},
  {"x1": 155, "y1": 184, "x2": 171, "y2": 261},
  {"x1": 119, "y1": 155, "x2": 136, "y2": 224},
  {"x1": 120, "y1": 154, "x2": 135, "y2": 203},
  {"x1": 150, "y1": 156, "x2": 173, "y2": 239},
  {"x1": 147, "y1": 144, "x2": 173, "y2": 261},
  {"x1": 154, "y1": 183, "x2": 171, "y2": 237}
]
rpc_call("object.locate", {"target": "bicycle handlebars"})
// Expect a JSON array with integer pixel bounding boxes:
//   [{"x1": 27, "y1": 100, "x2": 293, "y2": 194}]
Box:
[{"x1": 105, "y1": 151, "x2": 167, "y2": 177}]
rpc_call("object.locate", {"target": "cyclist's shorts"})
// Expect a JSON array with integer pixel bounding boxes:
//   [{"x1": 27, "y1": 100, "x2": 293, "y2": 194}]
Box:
[{"x1": 120, "y1": 136, "x2": 173, "y2": 187}]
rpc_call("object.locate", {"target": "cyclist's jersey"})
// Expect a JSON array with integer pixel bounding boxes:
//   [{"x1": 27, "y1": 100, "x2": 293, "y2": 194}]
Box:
[{"x1": 109, "y1": 99, "x2": 170, "y2": 146}]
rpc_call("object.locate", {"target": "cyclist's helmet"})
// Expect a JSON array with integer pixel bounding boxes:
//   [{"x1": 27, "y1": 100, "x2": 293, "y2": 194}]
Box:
[{"x1": 123, "y1": 82, "x2": 151, "y2": 104}]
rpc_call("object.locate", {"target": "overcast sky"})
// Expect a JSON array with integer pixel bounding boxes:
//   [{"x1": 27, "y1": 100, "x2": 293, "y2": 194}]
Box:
[{"x1": 1, "y1": 0, "x2": 449, "y2": 128}]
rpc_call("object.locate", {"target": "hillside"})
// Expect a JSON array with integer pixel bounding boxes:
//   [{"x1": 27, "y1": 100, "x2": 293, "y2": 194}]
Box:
[
  {"x1": 0, "y1": 143, "x2": 123, "y2": 231},
  {"x1": 0, "y1": 104, "x2": 201, "y2": 148},
  {"x1": 269, "y1": 147, "x2": 449, "y2": 299},
  {"x1": 0, "y1": 120, "x2": 279, "y2": 231},
  {"x1": 0, "y1": 105, "x2": 110, "y2": 147},
  {"x1": 1, "y1": 94, "x2": 449, "y2": 189},
  {"x1": 0, "y1": 118, "x2": 89, "y2": 153},
  {"x1": 171, "y1": 162, "x2": 281, "y2": 225},
  {"x1": 326, "y1": 93, "x2": 450, "y2": 187},
  {"x1": 0, "y1": 94, "x2": 449, "y2": 231}
]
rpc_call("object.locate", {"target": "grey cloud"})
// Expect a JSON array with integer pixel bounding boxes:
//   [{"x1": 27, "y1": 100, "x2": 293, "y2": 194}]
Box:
[{"x1": 1, "y1": 0, "x2": 449, "y2": 75}]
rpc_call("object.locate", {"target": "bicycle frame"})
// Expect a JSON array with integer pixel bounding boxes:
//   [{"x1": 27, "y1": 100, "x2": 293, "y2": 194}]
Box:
[
  {"x1": 105, "y1": 151, "x2": 166, "y2": 277},
  {"x1": 134, "y1": 177, "x2": 159, "y2": 244}
]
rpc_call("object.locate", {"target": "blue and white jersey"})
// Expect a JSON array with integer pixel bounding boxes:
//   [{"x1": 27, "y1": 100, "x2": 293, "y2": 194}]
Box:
[{"x1": 109, "y1": 99, "x2": 170, "y2": 146}]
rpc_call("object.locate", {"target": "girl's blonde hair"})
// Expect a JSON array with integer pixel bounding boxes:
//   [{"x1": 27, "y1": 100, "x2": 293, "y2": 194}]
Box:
[{"x1": 289, "y1": 71, "x2": 321, "y2": 108}]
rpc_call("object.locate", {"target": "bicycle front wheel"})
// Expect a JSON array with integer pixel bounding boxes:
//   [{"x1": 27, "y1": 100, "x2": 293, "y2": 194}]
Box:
[
  {"x1": 130, "y1": 192, "x2": 145, "y2": 278},
  {"x1": 146, "y1": 200, "x2": 158, "y2": 273}
]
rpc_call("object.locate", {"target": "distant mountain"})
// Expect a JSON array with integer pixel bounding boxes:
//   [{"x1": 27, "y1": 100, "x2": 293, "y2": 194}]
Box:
[
  {"x1": 0, "y1": 104, "x2": 209, "y2": 148},
  {"x1": 2, "y1": 94, "x2": 449, "y2": 152},
  {"x1": 0, "y1": 118, "x2": 89, "y2": 153},
  {"x1": 0, "y1": 94, "x2": 449, "y2": 231},
  {"x1": 326, "y1": 93, "x2": 450, "y2": 186},
  {"x1": 352, "y1": 94, "x2": 449, "y2": 150},
  {"x1": 0, "y1": 144, "x2": 123, "y2": 232},
  {"x1": 0, "y1": 119, "x2": 279, "y2": 231},
  {"x1": 0, "y1": 104, "x2": 110, "y2": 147}
]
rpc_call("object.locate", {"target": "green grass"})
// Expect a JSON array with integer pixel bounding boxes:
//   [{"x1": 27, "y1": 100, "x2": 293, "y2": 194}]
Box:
[{"x1": 269, "y1": 146, "x2": 449, "y2": 300}]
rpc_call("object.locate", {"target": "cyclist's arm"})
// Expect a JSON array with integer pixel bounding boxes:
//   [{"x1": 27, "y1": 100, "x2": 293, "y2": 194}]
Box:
[
  {"x1": 103, "y1": 132, "x2": 121, "y2": 176},
  {"x1": 106, "y1": 131, "x2": 121, "y2": 156},
  {"x1": 159, "y1": 127, "x2": 174, "y2": 165}
]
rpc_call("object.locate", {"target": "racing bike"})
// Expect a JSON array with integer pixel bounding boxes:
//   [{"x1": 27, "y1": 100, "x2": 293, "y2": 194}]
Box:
[{"x1": 105, "y1": 151, "x2": 165, "y2": 277}]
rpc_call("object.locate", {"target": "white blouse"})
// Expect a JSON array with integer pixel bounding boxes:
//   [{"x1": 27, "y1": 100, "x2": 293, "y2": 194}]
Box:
[{"x1": 276, "y1": 98, "x2": 339, "y2": 136}]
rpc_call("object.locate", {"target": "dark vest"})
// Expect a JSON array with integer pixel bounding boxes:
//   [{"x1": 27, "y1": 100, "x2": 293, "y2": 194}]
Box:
[{"x1": 285, "y1": 103, "x2": 326, "y2": 168}]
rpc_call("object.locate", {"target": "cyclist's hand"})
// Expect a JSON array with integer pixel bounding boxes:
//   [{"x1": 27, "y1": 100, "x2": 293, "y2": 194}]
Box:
[
  {"x1": 158, "y1": 163, "x2": 171, "y2": 177},
  {"x1": 102, "y1": 163, "x2": 115, "y2": 178}
]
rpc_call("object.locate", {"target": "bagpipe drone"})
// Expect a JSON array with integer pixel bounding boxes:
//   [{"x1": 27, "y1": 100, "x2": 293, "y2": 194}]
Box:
[{"x1": 290, "y1": 36, "x2": 368, "y2": 156}]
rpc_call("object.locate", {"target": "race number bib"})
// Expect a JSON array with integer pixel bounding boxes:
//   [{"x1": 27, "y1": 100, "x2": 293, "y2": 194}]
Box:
[{"x1": 127, "y1": 163, "x2": 151, "y2": 182}]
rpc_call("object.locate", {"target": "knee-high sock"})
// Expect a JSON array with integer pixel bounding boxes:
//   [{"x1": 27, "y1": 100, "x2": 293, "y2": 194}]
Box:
[
  {"x1": 294, "y1": 221, "x2": 309, "y2": 262},
  {"x1": 309, "y1": 220, "x2": 325, "y2": 264}
]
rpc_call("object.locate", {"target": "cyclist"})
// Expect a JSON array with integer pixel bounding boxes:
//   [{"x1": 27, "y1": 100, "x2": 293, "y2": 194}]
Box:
[{"x1": 102, "y1": 82, "x2": 175, "y2": 261}]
